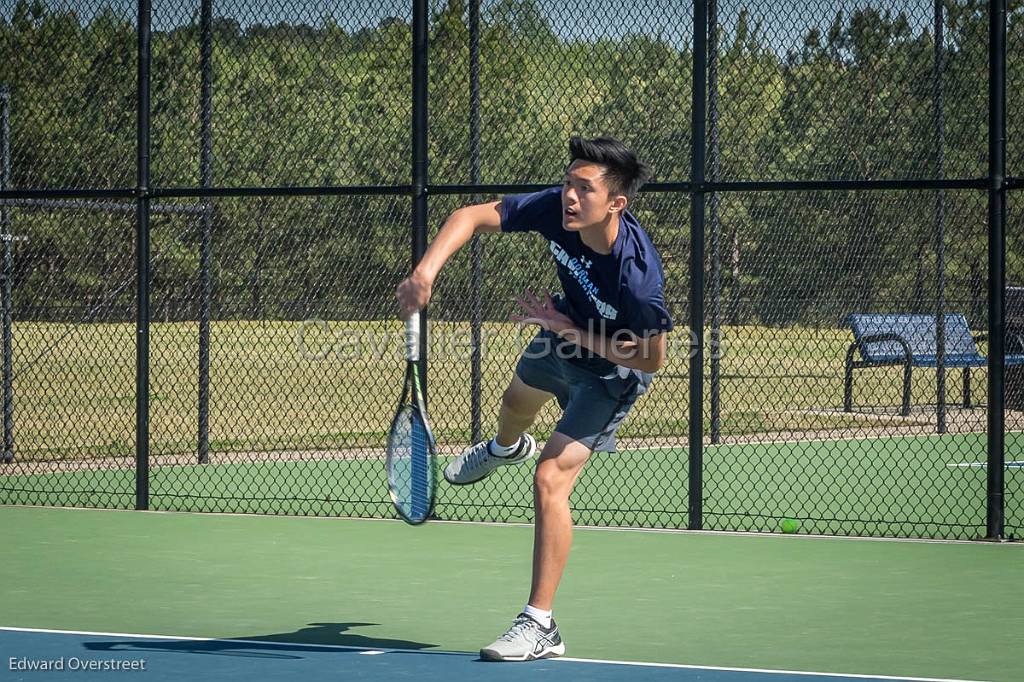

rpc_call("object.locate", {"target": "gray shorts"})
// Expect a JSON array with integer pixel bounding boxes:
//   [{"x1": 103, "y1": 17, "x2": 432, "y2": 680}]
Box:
[{"x1": 515, "y1": 331, "x2": 653, "y2": 453}]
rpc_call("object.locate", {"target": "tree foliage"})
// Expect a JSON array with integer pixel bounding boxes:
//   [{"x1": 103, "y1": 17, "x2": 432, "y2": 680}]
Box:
[{"x1": 0, "y1": 0, "x2": 1020, "y2": 325}]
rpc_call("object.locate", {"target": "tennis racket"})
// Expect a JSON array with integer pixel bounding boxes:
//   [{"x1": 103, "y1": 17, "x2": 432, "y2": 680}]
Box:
[{"x1": 386, "y1": 310, "x2": 437, "y2": 524}]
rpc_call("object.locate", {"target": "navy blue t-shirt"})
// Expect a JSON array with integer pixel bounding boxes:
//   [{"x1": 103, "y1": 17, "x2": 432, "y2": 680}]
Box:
[{"x1": 501, "y1": 187, "x2": 673, "y2": 356}]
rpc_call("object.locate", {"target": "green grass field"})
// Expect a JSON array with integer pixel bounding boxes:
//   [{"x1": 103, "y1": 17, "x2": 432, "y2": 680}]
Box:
[{"x1": 4, "y1": 319, "x2": 1000, "y2": 459}]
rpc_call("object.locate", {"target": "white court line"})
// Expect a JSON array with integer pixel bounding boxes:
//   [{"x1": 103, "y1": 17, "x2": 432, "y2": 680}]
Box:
[
  {"x1": 558, "y1": 655, "x2": 990, "y2": 682},
  {"x1": 946, "y1": 461, "x2": 1024, "y2": 468},
  {"x1": 0, "y1": 626, "x2": 991, "y2": 682}
]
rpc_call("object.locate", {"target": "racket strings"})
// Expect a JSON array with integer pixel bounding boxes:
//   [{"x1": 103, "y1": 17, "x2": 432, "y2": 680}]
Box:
[{"x1": 387, "y1": 405, "x2": 433, "y2": 521}]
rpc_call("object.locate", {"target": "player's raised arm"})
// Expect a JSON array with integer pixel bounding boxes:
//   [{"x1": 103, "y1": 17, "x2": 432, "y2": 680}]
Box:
[{"x1": 396, "y1": 201, "x2": 502, "y2": 318}]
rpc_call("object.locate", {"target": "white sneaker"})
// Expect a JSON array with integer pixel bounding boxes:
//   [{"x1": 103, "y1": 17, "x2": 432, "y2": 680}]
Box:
[
  {"x1": 443, "y1": 434, "x2": 537, "y2": 486},
  {"x1": 480, "y1": 613, "x2": 565, "y2": 662}
]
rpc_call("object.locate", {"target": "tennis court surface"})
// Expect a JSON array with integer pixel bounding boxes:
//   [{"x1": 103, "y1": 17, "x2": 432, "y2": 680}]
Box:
[
  {"x1": 0, "y1": 628, "x2": 995, "y2": 682},
  {"x1": 2, "y1": 506, "x2": 1021, "y2": 681},
  {"x1": 3, "y1": 432, "x2": 1018, "y2": 537}
]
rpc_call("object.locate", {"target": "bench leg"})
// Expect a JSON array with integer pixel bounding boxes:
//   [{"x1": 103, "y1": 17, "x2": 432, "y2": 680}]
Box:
[
  {"x1": 902, "y1": 363, "x2": 912, "y2": 417},
  {"x1": 844, "y1": 351, "x2": 855, "y2": 412},
  {"x1": 963, "y1": 367, "x2": 971, "y2": 408}
]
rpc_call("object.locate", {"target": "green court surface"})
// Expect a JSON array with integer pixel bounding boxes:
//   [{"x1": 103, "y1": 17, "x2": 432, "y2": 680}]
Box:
[
  {"x1": 1, "y1": 506, "x2": 1021, "y2": 681},
  {"x1": 1, "y1": 432, "x2": 1020, "y2": 538}
]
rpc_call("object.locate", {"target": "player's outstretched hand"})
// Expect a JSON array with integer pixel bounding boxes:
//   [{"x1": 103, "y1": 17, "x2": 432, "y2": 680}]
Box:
[
  {"x1": 512, "y1": 290, "x2": 574, "y2": 335},
  {"x1": 396, "y1": 272, "x2": 433, "y2": 320}
]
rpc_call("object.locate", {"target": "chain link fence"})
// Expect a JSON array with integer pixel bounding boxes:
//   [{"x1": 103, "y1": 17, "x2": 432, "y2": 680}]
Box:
[{"x1": 0, "y1": 0, "x2": 1020, "y2": 539}]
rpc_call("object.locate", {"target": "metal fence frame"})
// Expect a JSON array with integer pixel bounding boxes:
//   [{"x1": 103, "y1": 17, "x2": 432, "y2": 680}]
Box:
[{"x1": 0, "y1": 0, "x2": 1016, "y2": 539}]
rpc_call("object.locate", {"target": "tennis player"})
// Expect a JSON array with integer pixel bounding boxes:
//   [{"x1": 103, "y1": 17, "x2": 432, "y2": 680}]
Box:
[{"x1": 396, "y1": 136, "x2": 672, "y2": 661}]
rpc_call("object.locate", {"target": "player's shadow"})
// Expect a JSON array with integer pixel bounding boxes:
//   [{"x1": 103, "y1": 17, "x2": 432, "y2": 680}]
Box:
[{"x1": 82, "y1": 622, "x2": 438, "y2": 660}]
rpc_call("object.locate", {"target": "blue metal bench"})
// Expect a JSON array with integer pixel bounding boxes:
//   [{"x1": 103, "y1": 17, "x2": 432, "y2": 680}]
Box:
[{"x1": 844, "y1": 313, "x2": 1024, "y2": 416}]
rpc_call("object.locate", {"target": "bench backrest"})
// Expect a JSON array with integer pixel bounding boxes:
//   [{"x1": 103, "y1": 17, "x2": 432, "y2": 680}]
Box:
[{"x1": 847, "y1": 313, "x2": 980, "y2": 363}]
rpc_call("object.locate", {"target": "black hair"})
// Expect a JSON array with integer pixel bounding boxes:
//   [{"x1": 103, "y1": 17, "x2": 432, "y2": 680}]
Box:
[{"x1": 568, "y1": 136, "x2": 653, "y2": 202}]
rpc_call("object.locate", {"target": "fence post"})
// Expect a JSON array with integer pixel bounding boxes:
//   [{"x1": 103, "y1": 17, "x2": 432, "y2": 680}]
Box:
[
  {"x1": 934, "y1": 0, "x2": 948, "y2": 435},
  {"x1": 986, "y1": 0, "x2": 1007, "y2": 540},
  {"x1": 197, "y1": 0, "x2": 214, "y2": 464},
  {"x1": 708, "y1": 0, "x2": 721, "y2": 446},
  {"x1": 412, "y1": 0, "x2": 429, "y2": 400},
  {"x1": 0, "y1": 85, "x2": 13, "y2": 464},
  {"x1": 469, "y1": 0, "x2": 483, "y2": 444},
  {"x1": 135, "y1": 0, "x2": 153, "y2": 510},
  {"x1": 688, "y1": 0, "x2": 708, "y2": 531}
]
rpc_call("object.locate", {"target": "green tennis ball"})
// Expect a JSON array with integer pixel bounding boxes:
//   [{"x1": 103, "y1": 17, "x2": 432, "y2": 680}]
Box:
[{"x1": 780, "y1": 518, "x2": 800, "y2": 534}]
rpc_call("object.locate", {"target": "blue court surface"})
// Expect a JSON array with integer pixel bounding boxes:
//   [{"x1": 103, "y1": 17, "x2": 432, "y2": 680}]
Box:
[{"x1": 1, "y1": 628, "x2": 984, "y2": 682}]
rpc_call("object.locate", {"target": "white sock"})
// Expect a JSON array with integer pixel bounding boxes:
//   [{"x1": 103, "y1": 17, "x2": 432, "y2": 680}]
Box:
[
  {"x1": 523, "y1": 604, "x2": 552, "y2": 629},
  {"x1": 488, "y1": 436, "x2": 519, "y2": 457}
]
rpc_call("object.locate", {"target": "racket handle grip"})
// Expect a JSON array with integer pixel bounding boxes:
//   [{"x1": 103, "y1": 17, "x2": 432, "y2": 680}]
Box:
[{"x1": 405, "y1": 311, "x2": 421, "y2": 361}]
